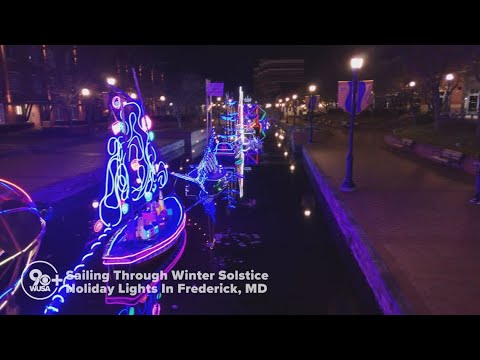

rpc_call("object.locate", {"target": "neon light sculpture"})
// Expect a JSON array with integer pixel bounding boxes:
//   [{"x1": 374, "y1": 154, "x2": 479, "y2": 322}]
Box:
[
  {"x1": 44, "y1": 70, "x2": 185, "y2": 315},
  {"x1": 0, "y1": 178, "x2": 46, "y2": 313}
]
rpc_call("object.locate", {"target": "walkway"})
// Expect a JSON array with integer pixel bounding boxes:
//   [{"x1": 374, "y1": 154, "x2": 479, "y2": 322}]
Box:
[
  {"x1": 0, "y1": 133, "x2": 184, "y2": 204},
  {"x1": 303, "y1": 129, "x2": 480, "y2": 314}
]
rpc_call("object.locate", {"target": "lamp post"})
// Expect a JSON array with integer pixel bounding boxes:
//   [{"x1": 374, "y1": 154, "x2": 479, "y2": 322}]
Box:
[
  {"x1": 341, "y1": 57, "x2": 363, "y2": 192},
  {"x1": 285, "y1": 97, "x2": 290, "y2": 123},
  {"x1": 308, "y1": 85, "x2": 316, "y2": 143},
  {"x1": 408, "y1": 81, "x2": 416, "y2": 125},
  {"x1": 106, "y1": 77, "x2": 116, "y2": 86},
  {"x1": 445, "y1": 73, "x2": 454, "y2": 115},
  {"x1": 292, "y1": 94, "x2": 298, "y2": 125}
]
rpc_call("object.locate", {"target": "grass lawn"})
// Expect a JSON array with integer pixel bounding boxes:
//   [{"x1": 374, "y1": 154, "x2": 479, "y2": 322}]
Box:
[{"x1": 395, "y1": 122, "x2": 480, "y2": 156}]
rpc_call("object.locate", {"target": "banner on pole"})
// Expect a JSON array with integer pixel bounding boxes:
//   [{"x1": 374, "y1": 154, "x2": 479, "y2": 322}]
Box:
[
  {"x1": 207, "y1": 82, "x2": 224, "y2": 97},
  {"x1": 338, "y1": 80, "x2": 373, "y2": 114}
]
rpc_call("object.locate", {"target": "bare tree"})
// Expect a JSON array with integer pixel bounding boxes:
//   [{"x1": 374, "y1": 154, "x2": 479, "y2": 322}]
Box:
[
  {"x1": 167, "y1": 72, "x2": 204, "y2": 126},
  {"x1": 400, "y1": 45, "x2": 474, "y2": 131}
]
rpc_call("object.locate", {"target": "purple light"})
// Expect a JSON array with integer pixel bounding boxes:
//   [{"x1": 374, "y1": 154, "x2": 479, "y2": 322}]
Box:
[{"x1": 112, "y1": 96, "x2": 121, "y2": 109}]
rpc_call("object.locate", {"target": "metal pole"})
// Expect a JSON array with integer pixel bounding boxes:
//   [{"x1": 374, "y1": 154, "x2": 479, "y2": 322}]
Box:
[
  {"x1": 308, "y1": 96, "x2": 313, "y2": 144},
  {"x1": 341, "y1": 69, "x2": 358, "y2": 192},
  {"x1": 209, "y1": 95, "x2": 213, "y2": 134},
  {"x1": 205, "y1": 79, "x2": 210, "y2": 138}
]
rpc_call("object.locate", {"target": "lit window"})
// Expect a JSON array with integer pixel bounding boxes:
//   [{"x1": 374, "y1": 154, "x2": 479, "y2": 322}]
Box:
[{"x1": 15, "y1": 106, "x2": 23, "y2": 115}]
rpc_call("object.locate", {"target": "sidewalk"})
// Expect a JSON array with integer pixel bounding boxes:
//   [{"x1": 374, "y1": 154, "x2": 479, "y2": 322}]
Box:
[
  {"x1": 0, "y1": 134, "x2": 184, "y2": 204},
  {"x1": 303, "y1": 129, "x2": 480, "y2": 314}
]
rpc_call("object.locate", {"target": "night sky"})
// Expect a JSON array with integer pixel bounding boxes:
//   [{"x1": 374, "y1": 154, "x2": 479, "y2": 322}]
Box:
[{"x1": 80, "y1": 45, "x2": 480, "y2": 97}]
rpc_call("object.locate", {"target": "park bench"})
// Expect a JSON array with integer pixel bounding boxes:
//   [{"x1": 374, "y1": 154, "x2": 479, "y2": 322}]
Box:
[
  {"x1": 392, "y1": 138, "x2": 415, "y2": 151},
  {"x1": 431, "y1": 148, "x2": 465, "y2": 167}
]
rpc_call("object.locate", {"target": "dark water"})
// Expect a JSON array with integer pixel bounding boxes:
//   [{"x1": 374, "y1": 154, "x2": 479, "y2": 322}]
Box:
[{"x1": 14, "y1": 127, "x2": 380, "y2": 315}]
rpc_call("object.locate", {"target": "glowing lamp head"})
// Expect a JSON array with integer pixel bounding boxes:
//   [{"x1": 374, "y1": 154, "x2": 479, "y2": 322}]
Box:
[
  {"x1": 279, "y1": 99, "x2": 283, "y2": 103},
  {"x1": 92, "y1": 200, "x2": 99, "y2": 209},
  {"x1": 292, "y1": 94, "x2": 298, "y2": 100},
  {"x1": 350, "y1": 57, "x2": 364, "y2": 69},
  {"x1": 284, "y1": 151, "x2": 288, "y2": 157},
  {"x1": 308, "y1": 85, "x2": 316, "y2": 93},
  {"x1": 169, "y1": 102, "x2": 173, "y2": 106},
  {"x1": 217, "y1": 97, "x2": 222, "y2": 101},
  {"x1": 275, "y1": 103, "x2": 279, "y2": 108},
  {"x1": 286, "y1": 97, "x2": 290, "y2": 102},
  {"x1": 277, "y1": 143, "x2": 281, "y2": 148},
  {"x1": 304, "y1": 209, "x2": 311, "y2": 217},
  {"x1": 160, "y1": 95, "x2": 166, "y2": 101},
  {"x1": 290, "y1": 164, "x2": 295, "y2": 171},
  {"x1": 106, "y1": 77, "x2": 116, "y2": 86},
  {"x1": 130, "y1": 92, "x2": 137, "y2": 99},
  {"x1": 81, "y1": 88, "x2": 90, "y2": 96},
  {"x1": 446, "y1": 73, "x2": 454, "y2": 81}
]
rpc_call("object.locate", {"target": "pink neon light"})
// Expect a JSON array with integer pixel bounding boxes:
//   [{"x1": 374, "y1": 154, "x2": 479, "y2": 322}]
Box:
[
  {"x1": 130, "y1": 159, "x2": 140, "y2": 171},
  {"x1": 94, "y1": 220, "x2": 103, "y2": 233},
  {"x1": 112, "y1": 96, "x2": 121, "y2": 109},
  {"x1": 102, "y1": 213, "x2": 186, "y2": 265},
  {"x1": 0, "y1": 178, "x2": 33, "y2": 203},
  {"x1": 112, "y1": 121, "x2": 122, "y2": 135}
]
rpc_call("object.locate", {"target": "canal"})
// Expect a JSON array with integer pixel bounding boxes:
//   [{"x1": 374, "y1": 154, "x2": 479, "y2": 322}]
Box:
[{"x1": 15, "y1": 125, "x2": 380, "y2": 315}]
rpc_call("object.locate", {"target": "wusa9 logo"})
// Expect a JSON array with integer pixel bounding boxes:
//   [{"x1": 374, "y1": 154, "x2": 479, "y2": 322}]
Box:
[{"x1": 21, "y1": 261, "x2": 62, "y2": 300}]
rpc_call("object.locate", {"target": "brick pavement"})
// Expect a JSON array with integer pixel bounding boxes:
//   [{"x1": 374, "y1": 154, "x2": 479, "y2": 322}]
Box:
[
  {"x1": 303, "y1": 129, "x2": 480, "y2": 314},
  {"x1": 0, "y1": 135, "x2": 184, "y2": 204}
]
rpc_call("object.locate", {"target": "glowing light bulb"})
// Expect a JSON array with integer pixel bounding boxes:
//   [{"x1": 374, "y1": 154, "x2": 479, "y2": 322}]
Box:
[
  {"x1": 277, "y1": 143, "x2": 281, "y2": 148},
  {"x1": 284, "y1": 151, "x2": 288, "y2": 157},
  {"x1": 275, "y1": 132, "x2": 279, "y2": 137},
  {"x1": 304, "y1": 209, "x2": 311, "y2": 217},
  {"x1": 290, "y1": 164, "x2": 295, "y2": 171},
  {"x1": 130, "y1": 93, "x2": 137, "y2": 99},
  {"x1": 92, "y1": 200, "x2": 99, "y2": 209}
]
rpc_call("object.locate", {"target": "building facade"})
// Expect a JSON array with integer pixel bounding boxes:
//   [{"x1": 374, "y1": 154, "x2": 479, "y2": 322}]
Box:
[
  {"x1": 0, "y1": 45, "x2": 88, "y2": 127},
  {"x1": 253, "y1": 59, "x2": 305, "y2": 103}
]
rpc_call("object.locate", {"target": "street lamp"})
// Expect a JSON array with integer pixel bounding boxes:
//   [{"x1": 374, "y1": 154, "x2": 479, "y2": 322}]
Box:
[
  {"x1": 106, "y1": 77, "x2": 116, "y2": 86},
  {"x1": 308, "y1": 84, "x2": 317, "y2": 143},
  {"x1": 292, "y1": 94, "x2": 298, "y2": 125},
  {"x1": 445, "y1": 73, "x2": 454, "y2": 114},
  {"x1": 216, "y1": 97, "x2": 222, "y2": 102},
  {"x1": 160, "y1": 95, "x2": 166, "y2": 101},
  {"x1": 169, "y1": 102, "x2": 173, "y2": 106},
  {"x1": 130, "y1": 92, "x2": 138, "y2": 99},
  {"x1": 285, "y1": 97, "x2": 290, "y2": 123},
  {"x1": 408, "y1": 81, "x2": 417, "y2": 124},
  {"x1": 81, "y1": 88, "x2": 90, "y2": 96},
  {"x1": 340, "y1": 57, "x2": 363, "y2": 192}
]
